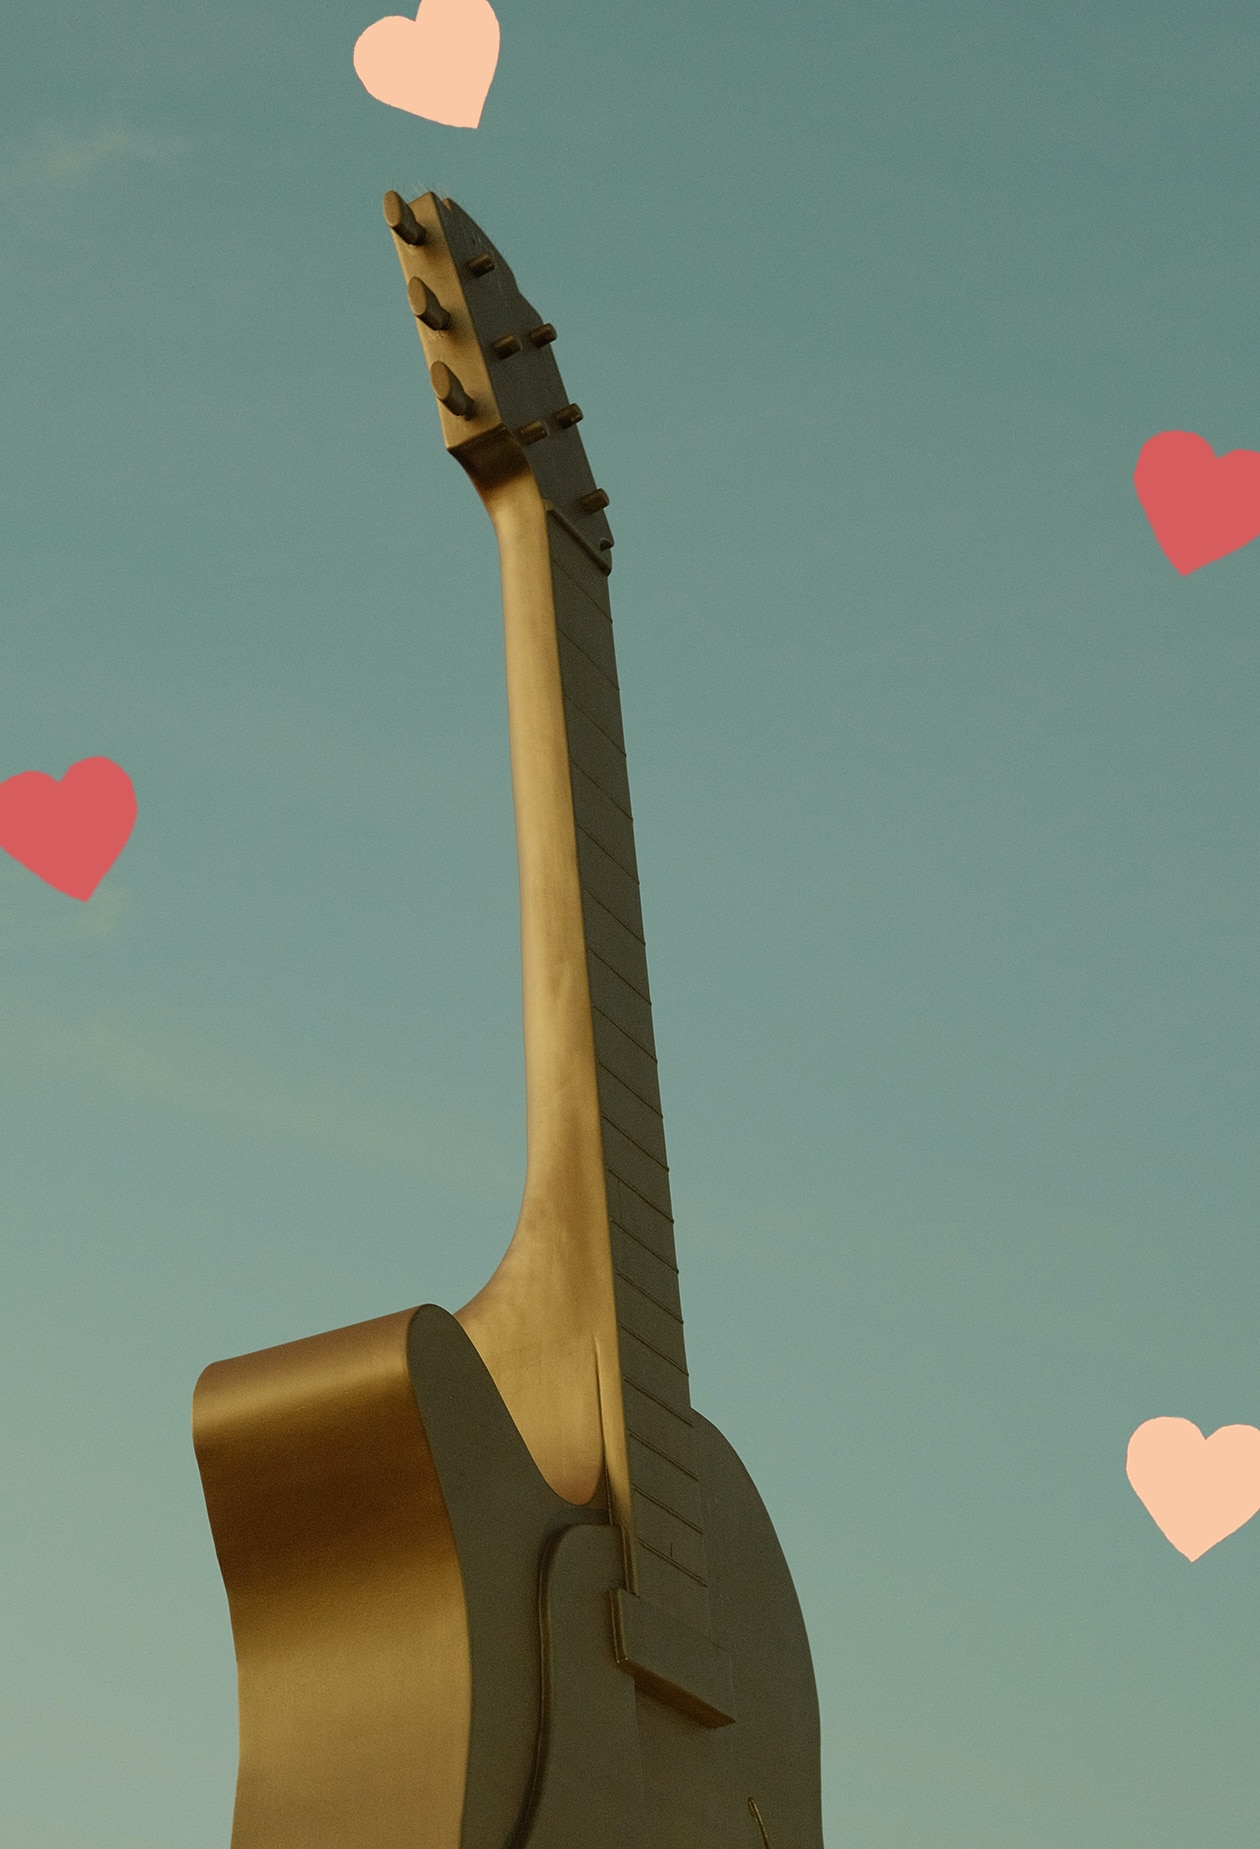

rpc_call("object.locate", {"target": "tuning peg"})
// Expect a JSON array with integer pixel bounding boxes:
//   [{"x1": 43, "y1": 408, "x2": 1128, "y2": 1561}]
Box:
[
  {"x1": 408, "y1": 276, "x2": 452, "y2": 331},
  {"x1": 579, "y1": 489, "x2": 610, "y2": 514},
  {"x1": 554, "y1": 403, "x2": 583, "y2": 429},
  {"x1": 528, "y1": 323, "x2": 557, "y2": 347},
  {"x1": 383, "y1": 191, "x2": 426, "y2": 246},
  {"x1": 430, "y1": 362, "x2": 475, "y2": 419}
]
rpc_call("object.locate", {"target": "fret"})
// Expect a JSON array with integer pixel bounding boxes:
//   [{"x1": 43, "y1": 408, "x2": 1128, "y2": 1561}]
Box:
[
  {"x1": 587, "y1": 954, "x2": 658, "y2": 1060},
  {"x1": 556, "y1": 631, "x2": 627, "y2": 750},
  {"x1": 627, "y1": 1435, "x2": 703, "y2": 1523},
  {"x1": 571, "y1": 765, "x2": 638, "y2": 878},
  {"x1": 622, "y1": 1386, "x2": 697, "y2": 1472},
  {"x1": 634, "y1": 1549, "x2": 713, "y2": 1636},
  {"x1": 616, "y1": 1276, "x2": 687, "y2": 1363},
  {"x1": 602, "y1": 1124, "x2": 673, "y2": 1219},
  {"x1": 583, "y1": 901, "x2": 652, "y2": 1002},
  {"x1": 575, "y1": 828, "x2": 647, "y2": 937},
  {"x1": 632, "y1": 1495, "x2": 709, "y2": 1580},
  {"x1": 563, "y1": 705, "x2": 636, "y2": 819},
  {"x1": 607, "y1": 1176, "x2": 678, "y2": 1268},
  {"x1": 612, "y1": 1240, "x2": 682, "y2": 1317},
  {"x1": 597, "y1": 1066, "x2": 669, "y2": 1164},
  {"x1": 574, "y1": 799, "x2": 642, "y2": 901},
  {"x1": 593, "y1": 1009, "x2": 666, "y2": 1109},
  {"x1": 551, "y1": 551, "x2": 621, "y2": 682},
  {"x1": 619, "y1": 1325, "x2": 689, "y2": 1411}
]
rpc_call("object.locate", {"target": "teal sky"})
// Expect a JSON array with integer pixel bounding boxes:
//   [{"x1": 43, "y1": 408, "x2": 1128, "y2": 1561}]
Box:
[{"x1": 3, "y1": 1, "x2": 1260, "y2": 1842}]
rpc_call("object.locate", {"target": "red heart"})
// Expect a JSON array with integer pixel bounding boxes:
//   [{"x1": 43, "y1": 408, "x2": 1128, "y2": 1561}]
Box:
[
  {"x1": 0, "y1": 757, "x2": 136, "y2": 901},
  {"x1": 1133, "y1": 429, "x2": 1260, "y2": 575}
]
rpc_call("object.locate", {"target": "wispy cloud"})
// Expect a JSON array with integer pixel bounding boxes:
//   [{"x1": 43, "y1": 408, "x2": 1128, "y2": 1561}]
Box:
[
  {"x1": 3, "y1": 1001, "x2": 518, "y2": 1202},
  {"x1": 0, "y1": 862, "x2": 129, "y2": 944},
  {"x1": 0, "y1": 122, "x2": 182, "y2": 198}
]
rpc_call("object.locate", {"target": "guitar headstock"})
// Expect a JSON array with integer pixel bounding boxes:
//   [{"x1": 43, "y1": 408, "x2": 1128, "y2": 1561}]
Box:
[{"x1": 384, "y1": 190, "x2": 614, "y2": 563}]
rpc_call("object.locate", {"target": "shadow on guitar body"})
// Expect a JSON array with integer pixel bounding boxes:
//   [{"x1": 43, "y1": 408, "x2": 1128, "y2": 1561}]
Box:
[{"x1": 193, "y1": 1306, "x2": 822, "y2": 1849}]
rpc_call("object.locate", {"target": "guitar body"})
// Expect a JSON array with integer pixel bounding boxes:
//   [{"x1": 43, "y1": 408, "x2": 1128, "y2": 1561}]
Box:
[{"x1": 194, "y1": 1307, "x2": 821, "y2": 1849}]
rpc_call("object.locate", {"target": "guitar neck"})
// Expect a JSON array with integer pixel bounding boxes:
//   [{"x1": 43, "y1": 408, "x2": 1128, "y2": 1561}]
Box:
[{"x1": 389, "y1": 191, "x2": 718, "y2": 1655}]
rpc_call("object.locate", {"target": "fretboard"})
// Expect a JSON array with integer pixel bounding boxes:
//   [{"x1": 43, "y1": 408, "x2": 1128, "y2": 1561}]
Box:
[{"x1": 544, "y1": 512, "x2": 712, "y2": 1638}]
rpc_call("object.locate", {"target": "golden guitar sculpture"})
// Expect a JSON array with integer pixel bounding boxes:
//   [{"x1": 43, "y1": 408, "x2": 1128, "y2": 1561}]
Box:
[{"x1": 192, "y1": 191, "x2": 823, "y2": 1849}]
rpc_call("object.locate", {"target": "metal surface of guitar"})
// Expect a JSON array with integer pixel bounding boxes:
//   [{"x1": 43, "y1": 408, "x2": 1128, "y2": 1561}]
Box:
[{"x1": 193, "y1": 192, "x2": 823, "y2": 1849}]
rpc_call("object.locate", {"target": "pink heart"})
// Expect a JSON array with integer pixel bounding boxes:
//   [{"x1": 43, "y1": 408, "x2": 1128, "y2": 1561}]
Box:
[
  {"x1": 0, "y1": 757, "x2": 137, "y2": 901},
  {"x1": 1133, "y1": 429, "x2": 1260, "y2": 574},
  {"x1": 353, "y1": 0, "x2": 500, "y2": 129},
  {"x1": 1126, "y1": 1417, "x2": 1260, "y2": 1561}
]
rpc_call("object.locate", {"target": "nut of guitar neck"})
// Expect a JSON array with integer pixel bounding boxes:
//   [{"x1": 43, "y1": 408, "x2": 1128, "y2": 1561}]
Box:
[{"x1": 429, "y1": 361, "x2": 475, "y2": 419}]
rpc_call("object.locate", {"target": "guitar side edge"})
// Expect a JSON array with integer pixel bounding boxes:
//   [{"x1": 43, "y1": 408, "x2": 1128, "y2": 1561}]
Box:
[{"x1": 192, "y1": 1305, "x2": 600, "y2": 1849}]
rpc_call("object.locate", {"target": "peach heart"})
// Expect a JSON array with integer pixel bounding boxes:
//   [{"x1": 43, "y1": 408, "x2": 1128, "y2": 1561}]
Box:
[
  {"x1": 1126, "y1": 1417, "x2": 1260, "y2": 1561},
  {"x1": 1133, "y1": 429, "x2": 1260, "y2": 574},
  {"x1": 0, "y1": 757, "x2": 136, "y2": 901},
  {"x1": 353, "y1": 0, "x2": 500, "y2": 129}
]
